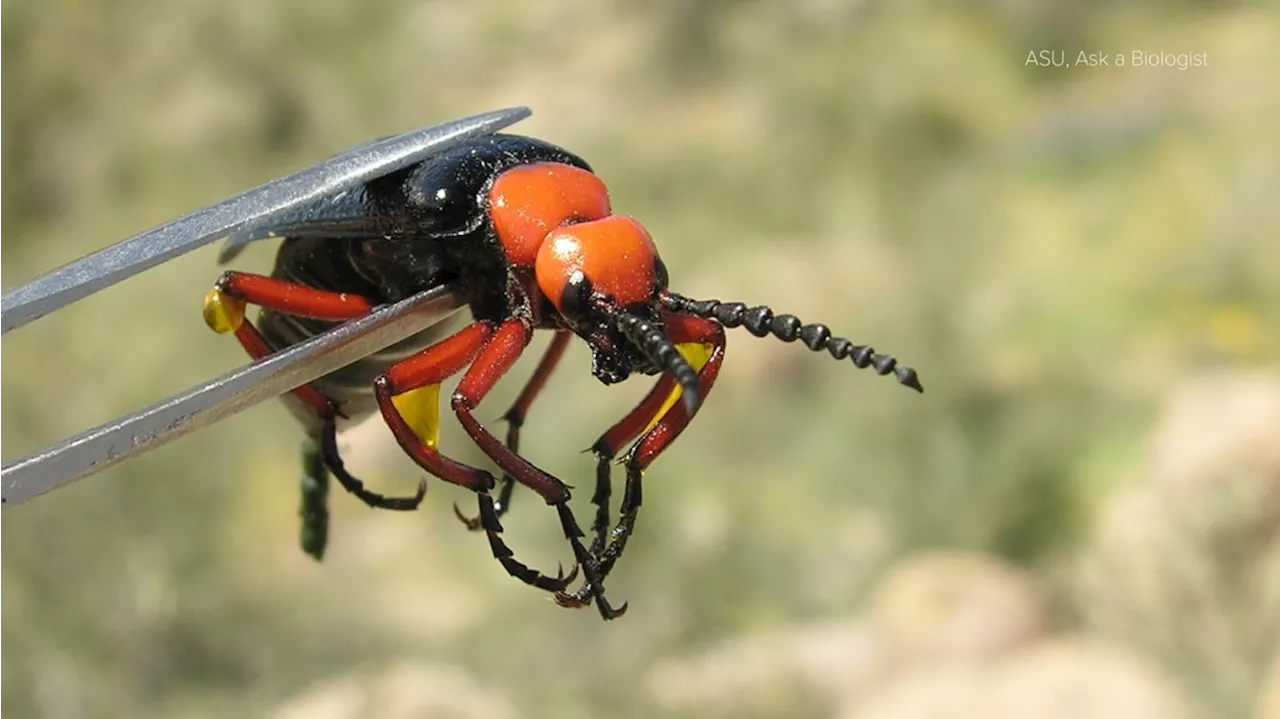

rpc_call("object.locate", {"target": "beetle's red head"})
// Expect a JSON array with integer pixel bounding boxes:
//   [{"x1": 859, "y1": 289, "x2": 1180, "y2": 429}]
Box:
[{"x1": 534, "y1": 216, "x2": 698, "y2": 400}]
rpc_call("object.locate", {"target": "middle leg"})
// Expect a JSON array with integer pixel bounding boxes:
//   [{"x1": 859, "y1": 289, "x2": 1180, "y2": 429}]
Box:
[
  {"x1": 375, "y1": 320, "x2": 578, "y2": 593},
  {"x1": 454, "y1": 330, "x2": 571, "y2": 530},
  {"x1": 446, "y1": 319, "x2": 623, "y2": 615}
]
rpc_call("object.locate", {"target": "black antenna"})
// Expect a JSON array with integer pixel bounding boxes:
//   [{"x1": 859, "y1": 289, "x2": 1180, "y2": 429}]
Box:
[
  {"x1": 660, "y1": 291, "x2": 923, "y2": 393},
  {"x1": 613, "y1": 311, "x2": 702, "y2": 414}
]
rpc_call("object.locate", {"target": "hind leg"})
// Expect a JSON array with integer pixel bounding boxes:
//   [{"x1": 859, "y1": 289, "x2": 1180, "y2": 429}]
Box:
[{"x1": 204, "y1": 271, "x2": 426, "y2": 511}]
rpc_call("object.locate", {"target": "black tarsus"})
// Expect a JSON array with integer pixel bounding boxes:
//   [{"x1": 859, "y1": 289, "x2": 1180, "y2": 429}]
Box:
[
  {"x1": 660, "y1": 291, "x2": 924, "y2": 393},
  {"x1": 455, "y1": 474, "x2": 517, "y2": 530},
  {"x1": 556, "y1": 449, "x2": 643, "y2": 613},
  {"x1": 470, "y1": 493, "x2": 580, "y2": 593},
  {"x1": 587, "y1": 439, "x2": 615, "y2": 556},
  {"x1": 320, "y1": 415, "x2": 428, "y2": 510}
]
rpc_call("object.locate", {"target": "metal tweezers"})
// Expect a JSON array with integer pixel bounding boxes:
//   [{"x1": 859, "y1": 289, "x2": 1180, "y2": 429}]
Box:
[{"x1": 1, "y1": 107, "x2": 532, "y2": 508}]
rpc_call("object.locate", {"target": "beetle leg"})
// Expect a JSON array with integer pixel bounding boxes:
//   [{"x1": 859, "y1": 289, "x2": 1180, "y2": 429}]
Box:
[
  {"x1": 204, "y1": 270, "x2": 374, "y2": 415},
  {"x1": 439, "y1": 319, "x2": 619, "y2": 608},
  {"x1": 454, "y1": 330, "x2": 571, "y2": 530},
  {"x1": 206, "y1": 271, "x2": 375, "y2": 323},
  {"x1": 582, "y1": 375, "x2": 679, "y2": 555},
  {"x1": 375, "y1": 320, "x2": 579, "y2": 593},
  {"x1": 473, "y1": 492, "x2": 580, "y2": 593},
  {"x1": 556, "y1": 313, "x2": 726, "y2": 613},
  {"x1": 450, "y1": 319, "x2": 609, "y2": 598},
  {"x1": 203, "y1": 271, "x2": 427, "y2": 513}
]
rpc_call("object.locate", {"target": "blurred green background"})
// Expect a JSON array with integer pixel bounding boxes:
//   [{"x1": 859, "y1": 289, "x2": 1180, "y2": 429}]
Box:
[{"x1": 3, "y1": 1, "x2": 1279, "y2": 718}]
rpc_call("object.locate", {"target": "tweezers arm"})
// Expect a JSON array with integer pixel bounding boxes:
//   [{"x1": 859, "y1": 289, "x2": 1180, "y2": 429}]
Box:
[
  {"x1": 0, "y1": 107, "x2": 529, "y2": 334},
  {"x1": 0, "y1": 286, "x2": 467, "y2": 508}
]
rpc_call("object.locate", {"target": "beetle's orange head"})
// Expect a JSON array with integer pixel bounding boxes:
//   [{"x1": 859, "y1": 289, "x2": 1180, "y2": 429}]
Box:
[{"x1": 533, "y1": 216, "x2": 700, "y2": 410}]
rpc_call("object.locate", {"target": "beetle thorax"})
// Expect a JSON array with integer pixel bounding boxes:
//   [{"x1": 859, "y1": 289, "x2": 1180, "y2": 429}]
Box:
[{"x1": 487, "y1": 162, "x2": 612, "y2": 267}]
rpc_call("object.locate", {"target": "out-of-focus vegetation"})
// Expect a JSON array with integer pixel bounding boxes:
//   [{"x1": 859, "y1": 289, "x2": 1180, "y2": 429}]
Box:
[{"x1": 3, "y1": 1, "x2": 1278, "y2": 717}]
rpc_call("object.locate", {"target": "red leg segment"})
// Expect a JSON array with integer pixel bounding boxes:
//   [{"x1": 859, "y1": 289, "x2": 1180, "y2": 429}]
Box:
[
  {"x1": 232, "y1": 320, "x2": 334, "y2": 417},
  {"x1": 502, "y1": 330, "x2": 572, "y2": 449},
  {"x1": 207, "y1": 270, "x2": 377, "y2": 417},
  {"x1": 451, "y1": 320, "x2": 570, "y2": 504},
  {"x1": 557, "y1": 313, "x2": 727, "y2": 615},
  {"x1": 455, "y1": 330, "x2": 572, "y2": 530},
  {"x1": 449, "y1": 320, "x2": 616, "y2": 600},
  {"x1": 375, "y1": 322, "x2": 498, "y2": 494},
  {"x1": 205, "y1": 271, "x2": 425, "y2": 511},
  {"x1": 215, "y1": 271, "x2": 374, "y2": 321},
  {"x1": 378, "y1": 320, "x2": 585, "y2": 593}
]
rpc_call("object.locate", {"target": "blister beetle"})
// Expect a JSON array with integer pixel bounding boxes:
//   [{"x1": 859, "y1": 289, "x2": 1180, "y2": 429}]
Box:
[{"x1": 203, "y1": 133, "x2": 923, "y2": 619}]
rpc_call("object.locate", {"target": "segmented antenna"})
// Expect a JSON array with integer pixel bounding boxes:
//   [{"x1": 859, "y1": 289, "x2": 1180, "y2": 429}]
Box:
[
  {"x1": 613, "y1": 311, "x2": 702, "y2": 414},
  {"x1": 660, "y1": 291, "x2": 923, "y2": 393}
]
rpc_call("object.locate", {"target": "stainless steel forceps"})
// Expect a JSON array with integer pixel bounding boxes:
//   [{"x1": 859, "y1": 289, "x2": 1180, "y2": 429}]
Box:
[{"x1": 0, "y1": 106, "x2": 532, "y2": 508}]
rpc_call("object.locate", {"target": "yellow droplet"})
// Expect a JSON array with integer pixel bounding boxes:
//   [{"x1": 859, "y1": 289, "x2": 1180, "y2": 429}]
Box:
[
  {"x1": 393, "y1": 384, "x2": 441, "y2": 450},
  {"x1": 203, "y1": 287, "x2": 246, "y2": 334},
  {"x1": 645, "y1": 342, "x2": 715, "y2": 434}
]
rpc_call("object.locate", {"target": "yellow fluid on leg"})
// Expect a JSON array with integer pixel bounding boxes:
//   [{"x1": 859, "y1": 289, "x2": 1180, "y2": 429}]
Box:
[
  {"x1": 644, "y1": 342, "x2": 714, "y2": 434},
  {"x1": 202, "y1": 288, "x2": 246, "y2": 334},
  {"x1": 392, "y1": 384, "x2": 442, "y2": 450}
]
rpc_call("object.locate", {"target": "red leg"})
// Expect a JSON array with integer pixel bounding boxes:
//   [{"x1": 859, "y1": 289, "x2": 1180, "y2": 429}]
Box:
[
  {"x1": 204, "y1": 271, "x2": 425, "y2": 511},
  {"x1": 447, "y1": 320, "x2": 619, "y2": 601},
  {"x1": 374, "y1": 322, "x2": 498, "y2": 493},
  {"x1": 205, "y1": 270, "x2": 375, "y2": 415},
  {"x1": 213, "y1": 271, "x2": 374, "y2": 321},
  {"x1": 377, "y1": 320, "x2": 581, "y2": 593},
  {"x1": 454, "y1": 330, "x2": 572, "y2": 530},
  {"x1": 450, "y1": 320, "x2": 570, "y2": 504},
  {"x1": 230, "y1": 319, "x2": 336, "y2": 417},
  {"x1": 557, "y1": 313, "x2": 727, "y2": 615}
]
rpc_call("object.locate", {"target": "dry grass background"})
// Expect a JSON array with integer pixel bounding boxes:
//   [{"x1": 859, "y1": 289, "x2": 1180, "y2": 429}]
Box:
[{"x1": 3, "y1": 1, "x2": 1279, "y2": 717}]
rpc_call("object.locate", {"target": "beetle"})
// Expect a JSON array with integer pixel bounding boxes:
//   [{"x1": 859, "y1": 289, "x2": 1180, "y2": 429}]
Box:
[{"x1": 202, "y1": 133, "x2": 923, "y2": 619}]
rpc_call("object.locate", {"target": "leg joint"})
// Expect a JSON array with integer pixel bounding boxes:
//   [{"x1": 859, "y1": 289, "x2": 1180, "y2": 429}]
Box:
[
  {"x1": 450, "y1": 391, "x2": 475, "y2": 413},
  {"x1": 212, "y1": 270, "x2": 237, "y2": 290}
]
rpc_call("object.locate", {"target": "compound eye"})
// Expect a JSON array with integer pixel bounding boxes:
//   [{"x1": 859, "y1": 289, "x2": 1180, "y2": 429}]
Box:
[
  {"x1": 653, "y1": 257, "x2": 670, "y2": 293},
  {"x1": 560, "y1": 270, "x2": 594, "y2": 321}
]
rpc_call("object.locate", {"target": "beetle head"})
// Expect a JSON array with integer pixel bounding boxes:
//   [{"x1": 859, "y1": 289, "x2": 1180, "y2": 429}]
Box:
[{"x1": 534, "y1": 216, "x2": 700, "y2": 412}]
